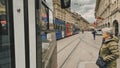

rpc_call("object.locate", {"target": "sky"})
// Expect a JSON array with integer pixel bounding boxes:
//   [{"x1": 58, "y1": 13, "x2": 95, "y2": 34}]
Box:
[{"x1": 71, "y1": 0, "x2": 96, "y2": 23}]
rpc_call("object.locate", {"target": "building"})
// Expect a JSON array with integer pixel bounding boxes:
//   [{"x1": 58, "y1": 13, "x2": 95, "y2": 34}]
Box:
[
  {"x1": 80, "y1": 17, "x2": 90, "y2": 30},
  {"x1": 95, "y1": 0, "x2": 120, "y2": 37},
  {"x1": 53, "y1": 0, "x2": 90, "y2": 30}
]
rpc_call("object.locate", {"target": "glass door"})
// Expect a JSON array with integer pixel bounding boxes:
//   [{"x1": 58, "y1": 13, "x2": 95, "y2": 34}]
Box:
[{"x1": 0, "y1": 0, "x2": 15, "y2": 68}]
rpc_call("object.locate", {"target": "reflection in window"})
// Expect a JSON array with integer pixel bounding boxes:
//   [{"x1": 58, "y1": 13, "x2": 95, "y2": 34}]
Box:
[
  {"x1": 41, "y1": 1, "x2": 55, "y2": 58},
  {"x1": 36, "y1": 0, "x2": 56, "y2": 68},
  {"x1": 0, "y1": 0, "x2": 12, "y2": 68},
  {"x1": 41, "y1": 3, "x2": 48, "y2": 30},
  {"x1": 49, "y1": 10, "x2": 54, "y2": 30},
  {"x1": 41, "y1": 3, "x2": 49, "y2": 43},
  {"x1": 46, "y1": 0, "x2": 53, "y2": 11}
]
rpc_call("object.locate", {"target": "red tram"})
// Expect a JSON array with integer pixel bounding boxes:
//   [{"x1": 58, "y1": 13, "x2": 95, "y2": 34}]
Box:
[{"x1": 66, "y1": 22, "x2": 73, "y2": 36}]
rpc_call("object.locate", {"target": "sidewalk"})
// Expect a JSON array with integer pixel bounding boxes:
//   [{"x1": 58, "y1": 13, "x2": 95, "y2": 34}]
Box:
[
  {"x1": 78, "y1": 58, "x2": 120, "y2": 68},
  {"x1": 78, "y1": 32, "x2": 99, "y2": 68}
]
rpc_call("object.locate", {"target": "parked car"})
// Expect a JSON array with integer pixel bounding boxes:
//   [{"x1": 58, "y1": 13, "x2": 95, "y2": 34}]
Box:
[{"x1": 95, "y1": 30, "x2": 102, "y2": 35}]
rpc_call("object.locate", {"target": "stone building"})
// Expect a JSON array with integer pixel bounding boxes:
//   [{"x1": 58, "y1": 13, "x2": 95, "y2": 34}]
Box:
[
  {"x1": 53, "y1": 0, "x2": 90, "y2": 30},
  {"x1": 95, "y1": 0, "x2": 120, "y2": 36},
  {"x1": 80, "y1": 17, "x2": 90, "y2": 30}
]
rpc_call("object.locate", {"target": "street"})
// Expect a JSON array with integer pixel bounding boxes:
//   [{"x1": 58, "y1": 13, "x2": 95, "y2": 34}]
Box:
[
  {"x1": 1, "y1": 0, "x2": 120, "y2": 68},
  {"x1": 57, "y1": 31, "x2": 120, "y2": 68}
]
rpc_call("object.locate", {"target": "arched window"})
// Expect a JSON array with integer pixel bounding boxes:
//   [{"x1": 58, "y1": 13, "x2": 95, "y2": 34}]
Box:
[
  {"x1": 113, "y1": 20, "x2": 119, "y2": 37},
  {"x1": 108, "y1": 22, "x2": 110, "y2": 27}
]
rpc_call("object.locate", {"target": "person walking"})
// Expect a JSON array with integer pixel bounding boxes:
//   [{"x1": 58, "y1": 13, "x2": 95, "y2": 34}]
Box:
[
  {"x1": 82, "y1": 30, "x2": 84, "y2": 34},
  {"x1": 92, "y1": 30, "x2": 96, "y2": 40},
  {"x1": 96, "y1": 27, "x2": 120, "y2": 68}
]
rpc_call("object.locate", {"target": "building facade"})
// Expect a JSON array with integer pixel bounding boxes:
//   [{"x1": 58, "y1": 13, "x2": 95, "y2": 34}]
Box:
[
  {"x1": 95, "y1": 0, "x2": 120, "y2": 37},
  {"x1": 53, "y1": 0, "x2": 90, "y2": 30}
]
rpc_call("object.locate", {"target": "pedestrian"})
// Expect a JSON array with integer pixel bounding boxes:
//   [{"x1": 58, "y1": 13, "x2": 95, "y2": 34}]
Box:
[
  {"x1": 96, "y1": 27, "x2": 120, "y2": 68},
  {"x1": 92, "y1": 29, "x2": 96, "y2": 40},
  {"x1": 82, "y1": 30, "x2": 84, "y2": 34}
]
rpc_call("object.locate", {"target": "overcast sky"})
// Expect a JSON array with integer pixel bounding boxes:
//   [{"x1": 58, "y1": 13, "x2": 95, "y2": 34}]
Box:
[{"x1": 71, "y1": 0, "x2": 96, "y2": 23}]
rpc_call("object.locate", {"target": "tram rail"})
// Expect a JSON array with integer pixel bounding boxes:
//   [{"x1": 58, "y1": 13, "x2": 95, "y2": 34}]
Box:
[
  {"x1": 58, "y1": 34, "x2": 86, "y2": 68},
  {"x1": 57, "y1": 36, "x2": 80, "y2": 53}
]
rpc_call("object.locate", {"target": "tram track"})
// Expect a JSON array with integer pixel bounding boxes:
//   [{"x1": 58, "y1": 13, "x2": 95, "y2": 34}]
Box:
[
  {"x1": 57, "y1": 36, "x2": 80, "y2": 53},
  {"x1": 58, "y1": 32, "x2": 103, "y2": 68},
  {"x1": 79, "y1": 35, "x2": 101, "y2": 49},
  {"x1": 59, "y1": 40, "x2": 81, "y2": 68},
  {"x1": 59, "y1": 34, "x2": 86, "y2": 68},
  {"x1": 80, "y1": 39, "x2": 99, "y2": 49}
]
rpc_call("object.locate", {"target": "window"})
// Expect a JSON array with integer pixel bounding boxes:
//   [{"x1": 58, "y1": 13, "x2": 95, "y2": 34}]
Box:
[
  {"x1": 0, "y1": 0, "x2": 14, "y2": 68},
  {"x1": 41, "y1": 3, "x2": 49, "y2": 30},
  {"x1": 36, "y1": 1, "x2": 56, "y2": 68},
  {"x1": 49, "y1": 10, "x2": 54, "y2": 30},
  {"x1": 62, "y1": 25, "x2": 64, "y2": 31}
]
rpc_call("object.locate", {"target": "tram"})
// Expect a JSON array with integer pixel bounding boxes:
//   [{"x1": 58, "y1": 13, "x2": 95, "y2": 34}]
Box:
[
  {"x1": 54, "y1": 18, "x2": 66, "y2": 40},
  {"x1": 0, "y1": 0, "x2": 58, "y2": 68},
  {"x1": 72, "y1": 23, "x2": 80, "y2": 34},
  {"x1": 66, "y1": 22, "x2": 73, "y2": 37}
]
